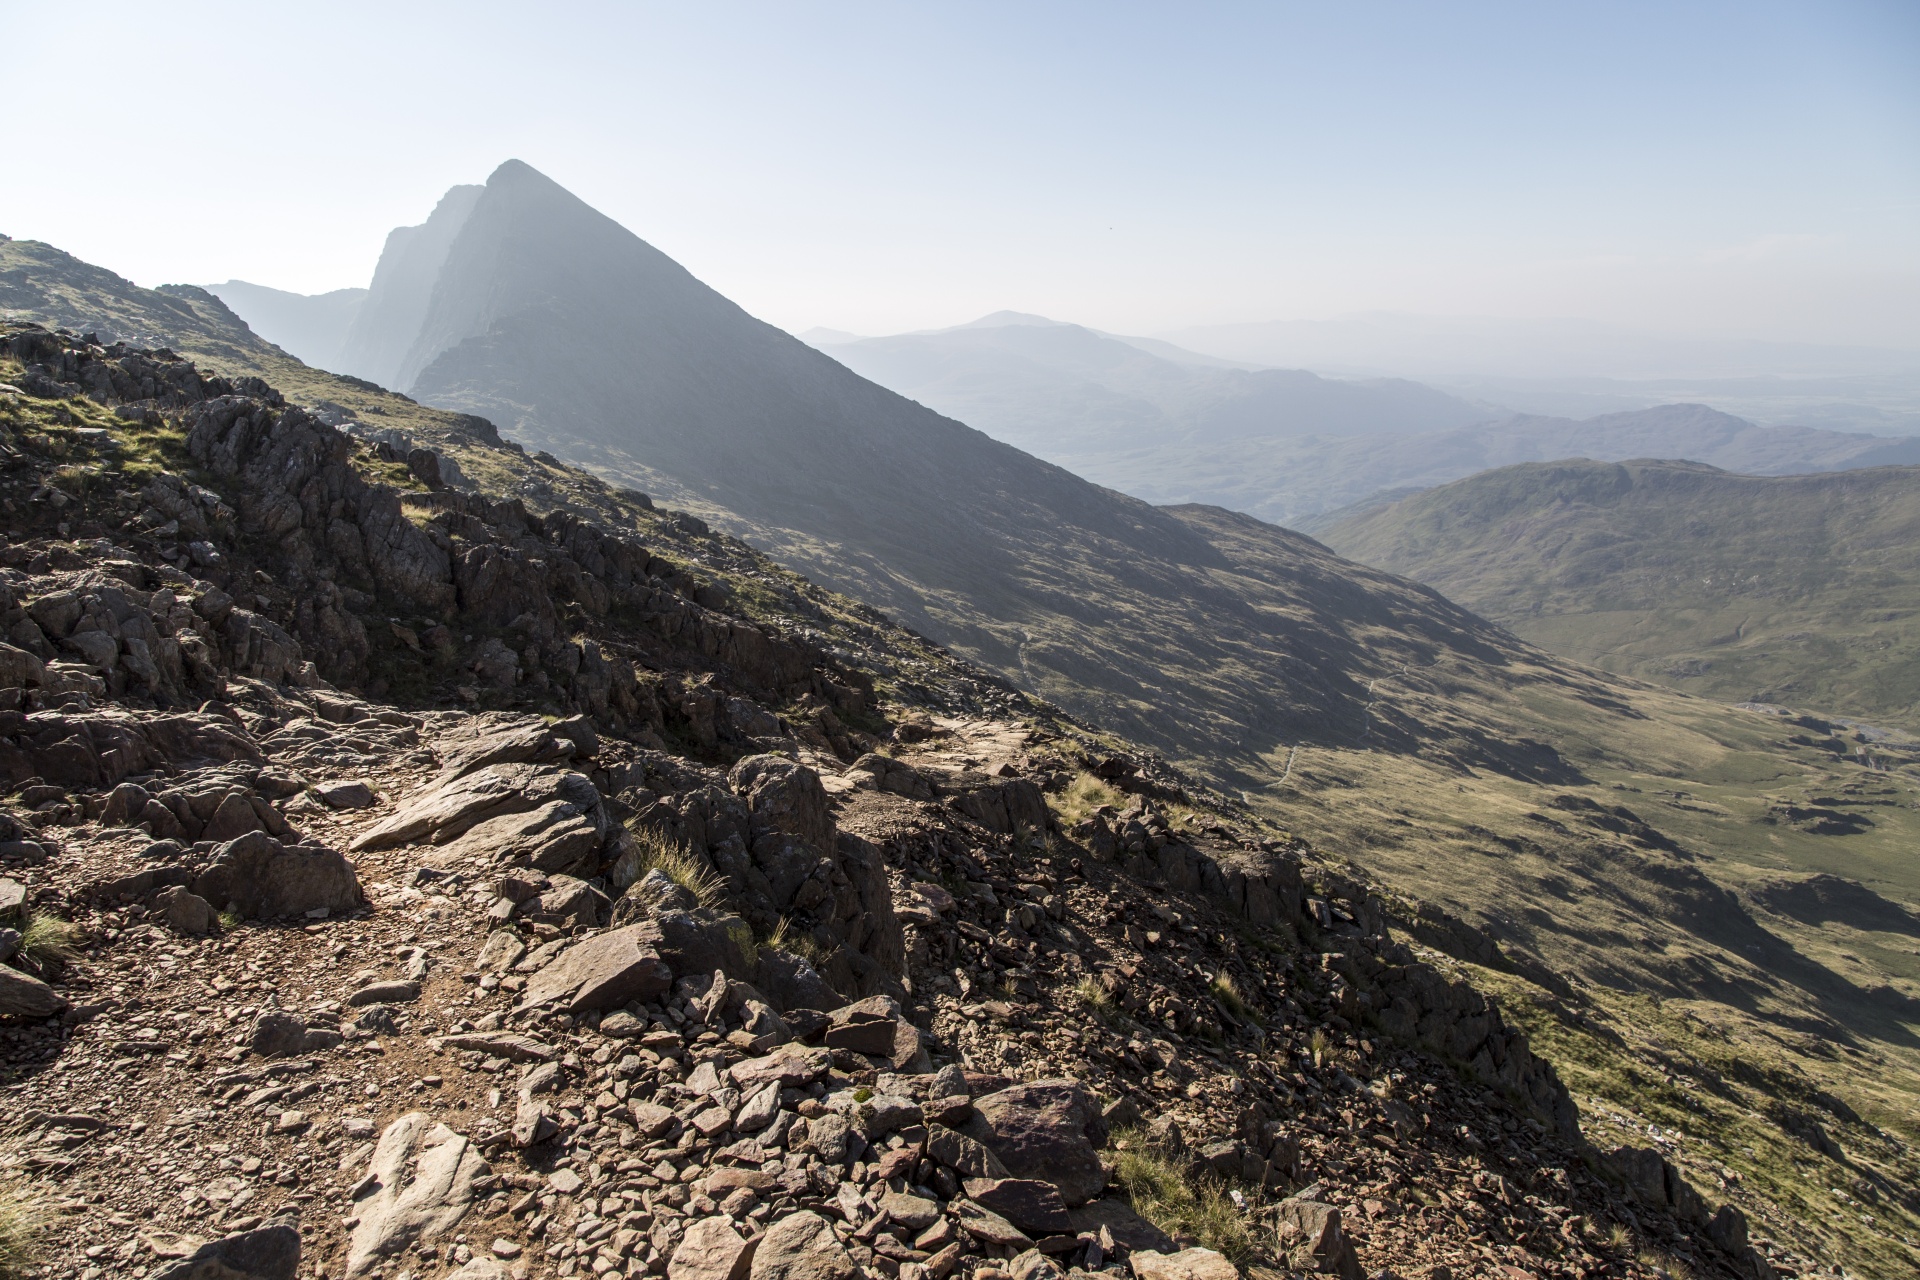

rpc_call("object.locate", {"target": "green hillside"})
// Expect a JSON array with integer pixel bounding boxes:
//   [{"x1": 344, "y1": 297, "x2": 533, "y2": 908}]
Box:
[{"x1": 1319, "y1": 458, "x2": 1920, "y2": 732}]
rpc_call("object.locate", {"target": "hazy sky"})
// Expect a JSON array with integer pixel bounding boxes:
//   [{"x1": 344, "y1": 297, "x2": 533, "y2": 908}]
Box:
[{"x1": 4, "y1": 1, "x2": 1916, "y2": 347}]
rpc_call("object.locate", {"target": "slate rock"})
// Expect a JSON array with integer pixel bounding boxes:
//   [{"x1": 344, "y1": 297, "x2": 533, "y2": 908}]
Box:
[
  {"x1": 672, "y1": 1217, "x2": 758, "y2": 1280},
  {"x1": 516, "y1": 922, "x2": 673, "y2": 1013},
  {"x1": 152, "y1": 1217, "x2": 300, "y2": 1280},
  {"x1": 964, "y1": 1080, "x2": 1108, "y2": 1205},
  {"x1": 349, "y1": 980, "x2": 419, "y2": 1006},
  {"x1": 345, "y1": 1113, "x2": 490, "y2": 1276},
  {"x1": 316, "y1": 780, "x2": 376, "y2": 809},
  {"x1": 1129, "y1": 1248, "x2": 1240, "y2": 1280},
  {"x1": 0, "y1": 964, "x2": 65, "y2": 1018},
  {"x1": 926, "y1": 1125, "x2": 1011, "y2": 1179},
  {"x1": 159, "y1": 886, "x2": 215, "y2": 936},
  {"x1": 749, "y1": 1210, "x2": 856, "y2": 1280},
  {"x1": 963, "y1": 1178, "x2": 1073, "y2": 1235},
  {"x1": 192, "y1": 831, "x2": 362, "y2": 921}
]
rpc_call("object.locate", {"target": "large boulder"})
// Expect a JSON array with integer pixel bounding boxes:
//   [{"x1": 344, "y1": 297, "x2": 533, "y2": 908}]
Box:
[
  {"x1": 351, "y1": 764, "x2": 595, "y2": 852},
  {"x1": 1128, "y1": 1249, "x2": 1240, "y2": 1280},
  {"x1": 963, "y1": 1080, "x2": 1109, "y2": 1205},
  {"x1": 345, "y1": 1114, "x2": 490, "y2": 1277},
  {"x1": 192, "y1": 831, "x2": 362, "y2": 921},
  {"x1": 516, "y1": 922, "x2": 673, "y2": 1014}
]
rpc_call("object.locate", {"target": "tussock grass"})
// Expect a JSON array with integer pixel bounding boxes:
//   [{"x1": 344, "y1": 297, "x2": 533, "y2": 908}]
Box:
[
  {"x1": 1108, "y1": 1127, "x2": 1258, "y2": 1265},
  {"x1": 18, "y1": 914, "x2": 78, "y2": 967},
  {"x1": 1050, "y1": 771, "x2": 1126, "y2": 826},
  {"x1": 623, "y1": 824, "x2": 725, "y2": 909},
  {"x1": 0, "y1": 1181, "x2": 49, "y2": 1279},
  {"x1": 761, "y1": 916, "x2": 825, "y2": 965},
  {"x1": 1208, "y1": 972, "x2": 1252, "y2": 1023}
]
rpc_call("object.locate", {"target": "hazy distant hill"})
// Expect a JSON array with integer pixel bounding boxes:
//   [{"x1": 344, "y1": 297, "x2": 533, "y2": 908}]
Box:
[
  {"x1": 1320, "y1": 457, "x2": 1920, "y2": 728},
  {"x1": 809, "y1": 316, "x2": 1490, "y2": 458},
  {"x1": 205, "y1": 279, "x2": 366, "y2": 371},
  {"x1": 807, "y1": 321, "x2": 1920, "y2": 526}
]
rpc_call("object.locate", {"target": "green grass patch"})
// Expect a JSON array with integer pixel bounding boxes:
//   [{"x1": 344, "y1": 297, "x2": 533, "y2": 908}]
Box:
[{"x1": 1108, "y1": 1128, "x2": 1261, "y2": 1264}]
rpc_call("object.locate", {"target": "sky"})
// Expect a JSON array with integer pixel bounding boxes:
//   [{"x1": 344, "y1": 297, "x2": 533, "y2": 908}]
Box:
[{"x1": 3, "y1": 1, "x2": 1917, "y2": 348}]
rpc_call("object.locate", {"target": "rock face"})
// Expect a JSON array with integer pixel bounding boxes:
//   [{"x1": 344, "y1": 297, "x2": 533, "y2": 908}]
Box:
[
  {"x1": 964, "y1": 1080, "x2": 1109, "y2": 1206},
  {"x1": 346, "y1": 1114, "x2": 490, "y2": 1277}
]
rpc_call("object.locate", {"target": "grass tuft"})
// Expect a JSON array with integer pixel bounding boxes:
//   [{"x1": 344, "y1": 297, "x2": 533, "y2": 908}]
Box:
[
  {"x1": 624, "y1": 824, "x2": 726, "y2": 909},
  {"x1": 0, "y1": 1180, "x2": 49, "y2": 1279},
  {"x1": 1109, "y1": 1127, "x2": 1258, "y2": 1265},
  {"x1": 18, "y1": 915, "x2": 78, "y2": 967},
  {"x1": 1208, "y1": 972, "x2": 1252, "y2": 1023}
]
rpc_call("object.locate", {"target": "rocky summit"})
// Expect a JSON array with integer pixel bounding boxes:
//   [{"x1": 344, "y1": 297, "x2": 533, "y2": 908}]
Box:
[{"x1": 0, "y1": 327, "x2": 1795, "y2": 1280}]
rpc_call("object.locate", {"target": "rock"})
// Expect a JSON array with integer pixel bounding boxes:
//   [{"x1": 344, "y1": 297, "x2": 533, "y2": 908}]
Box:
[
  {"x1": 1129, "y1": 1249, "x2": 1240, "y2": 1280},
  {"x1": 858, "y1": 1094, "x2": 923, "y2": 1138},
  {"x1": 651, "y1": 907, "x2": 754, "y2": 978},
  {"x1": 671, "y1": 1217, "x2": 759, "y2": 1280},
  {"x1": 345, "y1": 1113, "x2": 490, "y2": 1276},
  {"x1": 351, "y1": 763, "x2": 595, "y2": 851},
  {"x1": 950, "y1": 1200, "x2": 1033, "y2": 1248},
  {"x1": 803, "y1": 1112, "x2": 853, "y2": 1163},
  {"x1": 451, "y1": 1261, "x2": 512, "y2": 1280},
  {"x1": 0, "y1": 964, "x2": 65, "y2": 1018},
  {"x1": 737, "y1": 1081, "x2": 783, "y2": 1132},
  {"x1": 754, "y1": 947, "x2": 843, "y2": 1012},
  {"x1": 513, "y1": 1098, "x2": 558, "y2": 1147},
  {"x1": 439, "y1": 1031, "x2": 555, "y2": 1062},
  {"x1": 438, "y1": 799, "x2": 603, "y2": 875},
  {"x1": 317, "y1": 780, "x2": 377, "y2": 809},
  {"x1": 549, "y1": 1168, "x2": 583, "y2": 1195},
  {"x1": 928, "y1": 1063, "x2": 969, "y2": 1098},
  {"x1": 629, "y1": 1101, "x2": 677, "y2": 1140},
  {"x1": 159, "y1": 886, "x2": 215, "y2": 936},
  {"x1": 151, "y1": 1217, "x2": 300, "y2": 1280},
  {"x1": 963, "y1": 1179, "x2": 1073, "y2": 1235},
  {"x1": 192, "y1": 831, "x2": 362, "y2": 921},
  {"x1": 474, "y1": 930, "x2": 526, "y2": 974},
  {"x1": 1009, "y1": 1250, "x2": 1066, "y2": 1280},
  {"x1": 1708, "y1": 1204, "x2": 1749, "y2": 1254},
  {"x1": 1273, "y1": 1200, "x2": 1361, "y2": 1280},
  {"x1": 203, "y1": 791, "x2": 266, "y2": 842},
  {"x1": 824, "y1": 1012, "x2": 897, "y2": 1056},
  {"x1": 516, "y1": 922, "x2": 673, "y2": 1014},
  {"x1": 964, "y1": 1080, "x2": 1108, "y2": 1205},
  {"x1": 1068, "y1": 1200, "x2": 1176, "y2": 1255},
  {"x1": 749, "y1": 1210, "x2": 856, "y2": 1280},
  {"x1": 530, "y1": 874, "x2": 606, "y2": 930},
  {"x1": 249, "y1": 1011, "x2": 335, "y2": 1058},
  {"x1": 598, "y1": 1008, "x2": 645, "y2": 1038},
  {"x1": 348, "y1": 980, "x2": 419, "y2": 1006},
  {"x1": 878, "y1": 1190, "x2": 942, "y2": 1232},
  {"x1": 732, "y1": 1044, "x2": 833, "y2": 1088},
  {"x1": 0, "y1": 876, "x2": 25, "y2": 923},
  {"x1": 927, "y1": 1125, "x2": 1011, "y2": 1179}
]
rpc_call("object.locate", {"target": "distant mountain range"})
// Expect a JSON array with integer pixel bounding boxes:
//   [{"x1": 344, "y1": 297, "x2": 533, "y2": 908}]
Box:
[
  {"x1": 1319, "y1": 457, "x2": 1920, "y2": 729},
  {"x1": 808, "y1": 317, "x2": 1920, "y2": 526}
]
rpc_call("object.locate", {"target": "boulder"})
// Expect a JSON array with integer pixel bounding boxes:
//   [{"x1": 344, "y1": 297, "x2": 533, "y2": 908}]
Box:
[
  {"x1": 152, "y1": 1217, "x2": 300, "y2": 1280},
  {"x1": 191, "y1": 831, "x2": 362, "y2": 921},
  {"x1": 249, "y1": 1011, "x2": 338, "y2": 1058},
  {"x1": 732, "y1": 1044, "x2": 833, "y2": 1089},
  {"x1": 1273, "y1": 1200, "x2": 1361, "y2": 1280},
  {"x1": 963, "y1": 1178, "x2": 1073, "y2": 1235},
  {"x1": 1068, "y1": 1200, "x2": 1176, "y2": 1255},
  {"x1": 348, "y1": 981, "x2": 419, "y2": 1007},
  {"x1": 754, "y1": 947, "x2": 842, "y2": 1012},
  {"x1": 964, "y1": 1080, "x2": 1109, "y2": 1205},
  {"x1": 749, "y1": 1210, "x2": 856, "y2": 1280},
  {"x1": 877, "y1": 1190, "x2": 942, "y2": 1232},
  {"x1": 0, "y1": 876, "x2": 23, "y2": 922},
  {"x1": 351, "y1": 764, "x2": 595, "y2": 851},
  {"x1": 1128, "y1": 1249, "x2": 1240, "y2": 1280},
  {"x1": 651, "y1": 908, "x2": 753, "y2": 977},
  {"x1": 927, "y1": 1125, "x2": 1011, "y2": 1180},
  {"x1": 345, "y1": 1114, "x2": 490, "y2": 1277},
  {"x1": 670, "y1": 1217, "x2": 758, "y2": 1280},
  {"x1": 159, "y1": 886, "x2": 215, "y2": 936},
  {"x1": 0, "y1": 964, "x2": 65, "y2": 1018},
  {"x1": 516, "y1": 922, "x2": 673, "y2": 1014},
  {"x1": 316, "y1": 780, "x2": 377, "y2": 809}
]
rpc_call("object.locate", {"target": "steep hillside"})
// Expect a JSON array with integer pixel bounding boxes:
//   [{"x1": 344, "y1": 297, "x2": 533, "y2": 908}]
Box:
[
  {"x1": 1317, "y1": 459, "x2": 1920, "y2": 731},
  {"x1": 11, "y1": 229, "x2": 1920, "y2": 1274},
  {"x1": 0, "y1": 324, "x2": 1800, "y2": 1280}
]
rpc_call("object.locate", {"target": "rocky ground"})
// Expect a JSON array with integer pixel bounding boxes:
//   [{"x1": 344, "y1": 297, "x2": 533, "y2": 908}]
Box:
[{"x1": 0, "y1": 328, "x2": 1784, "y2": 1280}]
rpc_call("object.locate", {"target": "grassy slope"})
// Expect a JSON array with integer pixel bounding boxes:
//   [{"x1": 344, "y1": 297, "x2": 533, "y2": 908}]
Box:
[
  {"x1": 10, "y1": 237, "x2": 1920, "y2": 1271},
  {"x1": 1317, "y1": 457, "x2": 1920, "y2": 732}
]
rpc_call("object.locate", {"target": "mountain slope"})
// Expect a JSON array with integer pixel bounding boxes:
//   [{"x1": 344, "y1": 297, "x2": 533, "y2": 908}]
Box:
[
  {"x1": 204, "y1": 278, "x2": 366, "y2": 370},
  {"x1": 314, "y1": 159, "x2": 1590, "y2": 785},
  {"x1": 13, "y1": 218, "x2": 1920, "y2": 1275},
  {"x1": 1318, "y1": 458, "x2": 1920, "y2": 730}
]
